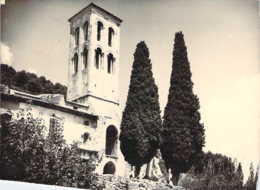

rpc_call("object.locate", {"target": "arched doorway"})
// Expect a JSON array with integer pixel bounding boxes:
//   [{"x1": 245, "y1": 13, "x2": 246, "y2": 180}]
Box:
[
  {"x1": 105, "y1": 125, "x2": 118, "y2": 156},
  {"x1": 103, "y1": 161, "x2": 116, "y2": 174}
]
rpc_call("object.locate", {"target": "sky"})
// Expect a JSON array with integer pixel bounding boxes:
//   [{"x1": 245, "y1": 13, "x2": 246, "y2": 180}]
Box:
[{"x1": 1, "y1": 0, "x2": 259, "y2": 180}]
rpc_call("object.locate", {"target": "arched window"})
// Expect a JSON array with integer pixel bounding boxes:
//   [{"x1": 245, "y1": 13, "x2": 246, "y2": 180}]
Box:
[
  {"x1": 97, "y1": 21, "x2": 103, "y2": 41},
  {"x1": 103, "y1": 161, "x2": 116, "y2": 175},
  {"x1": 105, "y1": 125, "x2": 118, "y2": 156},
  {"x1": 107, "y1": 53, "x2": 115, "y2": 74},
  {"x1": 95, "y1": 48, "x2": 103, "y2": 69},
  {"x1": 108, "y1": 27, "x2": 114, "y2": 47},
  {"x1": 83, "y1": 48, "x2": 88, "y2": 70},
  {"x1": 75, "y1": 27, "x2": 80, "y2": 46},
  {"x1": 84, "y1": 21, "x2": 88, "y2": 41},
  {"x1": 73, "y1": 53, "x2": 78, "y2": 73}
]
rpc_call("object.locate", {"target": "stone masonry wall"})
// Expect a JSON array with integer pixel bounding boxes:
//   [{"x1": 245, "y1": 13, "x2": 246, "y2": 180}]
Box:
[{"x1": 92, "y1": 175, "x2": 186, "y2": 190}]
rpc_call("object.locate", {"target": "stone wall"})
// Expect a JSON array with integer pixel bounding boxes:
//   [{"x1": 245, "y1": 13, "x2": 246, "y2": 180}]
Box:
[{"x1": 92, "y1": 174, "x2": 185, "y2": 190}]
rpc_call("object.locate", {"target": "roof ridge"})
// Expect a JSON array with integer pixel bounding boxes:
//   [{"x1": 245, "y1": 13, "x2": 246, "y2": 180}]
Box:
[{"x1": 68, "y1": 2, "x2": 123, "y2": 23}]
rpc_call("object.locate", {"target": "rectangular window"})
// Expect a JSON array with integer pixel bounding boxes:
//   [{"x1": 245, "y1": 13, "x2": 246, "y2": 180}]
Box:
[
  {"x1": 48, "y1": 115, "x2": 63, "y2": 142},
  {"x1": 49, "y1": 117, "x2": 56, "y2": 135}
]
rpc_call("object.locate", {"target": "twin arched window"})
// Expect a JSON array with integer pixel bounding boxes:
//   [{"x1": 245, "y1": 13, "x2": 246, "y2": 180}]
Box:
[
  {"x1": 76, "y1": 21, "x2": 115, "y2": 46},
  {"x1": 74, "y1": 21, "x2": 88, "y2": 46},
  {"x1": 97, "y1": 21, "x2": 115, "y2": 47},
  {"x1": 95, "y1": 48, "x2": 115, "y2": 74},
  {"x1": 74, "y1": 48, "x2": 115, "y2": 74},
  {"x1": 73, "y1": 49, "x2": 88, "y2": 74}
]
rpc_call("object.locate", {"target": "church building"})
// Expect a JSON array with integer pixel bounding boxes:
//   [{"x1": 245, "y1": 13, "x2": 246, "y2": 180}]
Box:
[{"x1": 0, "y1": 3, "x2": 127, "y2": 177}]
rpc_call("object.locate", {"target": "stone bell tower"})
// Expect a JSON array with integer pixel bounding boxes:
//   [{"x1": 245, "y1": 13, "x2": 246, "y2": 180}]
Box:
[
  {"x1": 67, "y1": 3, "x2": 122, "y2": 112},
  {"x1": 67, "y1": 3, "x2": 126, "y2": 176}
]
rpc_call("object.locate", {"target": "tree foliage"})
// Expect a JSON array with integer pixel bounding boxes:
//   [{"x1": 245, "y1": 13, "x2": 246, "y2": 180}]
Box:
[
  {"x1": 0, "y1": 64, "x2": 16, "y2": 86},
  {"x1": 0, "y1": 109, "x2": 46, "y2": 181},
  {"x1": 119, "y1": 41, "x2": 162, "y2": 176},
  {"x1": 244, "y1": 163, "x2": 257, "y2": 190},
  {"x1": 0, "y1": 108, "x2": 95, "y2": 188},
  {"x1": 160, "y1": 32, "x2": 205, "y2": 185},
  {"x1": 0, "y1": 64, "x2": 67, "y2": 96},
  {"x1": 181, "y1": 152, "x2": 246, "y2": 190},
  {"x1": 236, "y1": 162, "x2": 244, "y2": 188},
  {"x1": 254, "y1": 165, "x2": 259, "y2": 188}
]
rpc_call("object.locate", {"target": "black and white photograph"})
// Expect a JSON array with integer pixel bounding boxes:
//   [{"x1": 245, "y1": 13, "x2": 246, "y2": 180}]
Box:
[{"x1": 0, "y1": 0, "x2": 259, "y2": 189}]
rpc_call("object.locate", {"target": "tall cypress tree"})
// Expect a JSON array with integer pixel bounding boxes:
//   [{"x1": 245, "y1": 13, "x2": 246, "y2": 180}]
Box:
[
  {"x1": 119, "y1": 41, "x2": 162, "y2": 177},
  {"x1": 236, "y1": 162, "x2": 244, "y2": 189},
  {"x1": 161, "y1": 32, "x2": 205, "y2": 185}
]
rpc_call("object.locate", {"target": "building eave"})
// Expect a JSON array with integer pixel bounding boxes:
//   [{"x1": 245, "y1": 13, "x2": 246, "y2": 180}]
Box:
[
  {"x1": 68, "y1": 2, "x2": 123, "y2": 23},
  {"x1": 0, "y1": 93, "x2": 98, "y2": 120}
]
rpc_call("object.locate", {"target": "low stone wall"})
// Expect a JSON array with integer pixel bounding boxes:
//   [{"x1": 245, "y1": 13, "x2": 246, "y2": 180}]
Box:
[{"x1": 94, "y1": 174, "x2": 185, "y2": 190}]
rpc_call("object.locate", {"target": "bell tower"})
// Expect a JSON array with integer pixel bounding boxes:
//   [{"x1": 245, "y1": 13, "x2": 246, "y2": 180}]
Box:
[
  {"x1": 66, "y1": 3, "x2": 127, "y2": 177},
  {"x1": 67, "y1": 3, "x2": 122, "y2": 113}
]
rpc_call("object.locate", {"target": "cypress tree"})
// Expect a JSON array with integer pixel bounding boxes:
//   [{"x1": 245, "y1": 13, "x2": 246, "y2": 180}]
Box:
[
  {"x1": 161, "y1": 32, "x2": 205, "y2": 185},
  {"x1": 119, "y1": 41, "x2": 162, "y2": 177},
  {"x1": 236, "y1": 162, "x2": 244, "y2": 189}
]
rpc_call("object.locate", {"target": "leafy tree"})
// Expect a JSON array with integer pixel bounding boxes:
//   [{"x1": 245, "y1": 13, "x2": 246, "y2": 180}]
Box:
[
  {"x1": 0, "y1": 109, "x2": 95, "y2": 188},
  {"x1": 0, "y1": 109, "x2": 46, "y2": 182},
  {"x1": 119, "y1": 41, "x2": 162, "y2": 177},
  {"x1": 0, "y1": 64, "x2": 67, "y2": 96},
  {"x1": 0, "y1": 64, "x2": 16, "y2": 86},
  {"x1": 183, "y1": 152, "x2": 246, "y2": 190},
  {"x1": 25, "y1": 79, "x2": 43, "y2": 94},
  {"x1": 38, "y1": 76, "x2": 47, "y2": 84},
  {"x1": 14, "y1": 70, "x2": 29, "y2": 87},
  {"x1": 26, "y1": 72, "x2": 37, "y2": 80},
  {"x1": 53, "y1": 83, "x2": 64, "y2": 93},
  {"x1": 161, "y1": 32, "x2": 205, "y2": 185},
  {"x1": 43, "y1": 80, "x2": 55, "y2": 94}
]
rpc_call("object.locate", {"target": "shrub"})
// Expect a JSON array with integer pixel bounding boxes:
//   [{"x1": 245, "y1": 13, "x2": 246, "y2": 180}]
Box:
[{"x1": 0, "y1": 108, "x2": 95, "y2": 188}]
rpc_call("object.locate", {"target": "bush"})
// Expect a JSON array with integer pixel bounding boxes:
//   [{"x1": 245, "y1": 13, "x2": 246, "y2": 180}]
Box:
[{"x1": 0, "y1": 108, "x2": 95, "y2": 188}]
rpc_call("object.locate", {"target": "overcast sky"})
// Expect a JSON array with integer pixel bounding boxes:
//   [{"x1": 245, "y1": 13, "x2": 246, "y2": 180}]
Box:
[{"x1": 1, "y1": 0, "x2": 259, "y2": 179}]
